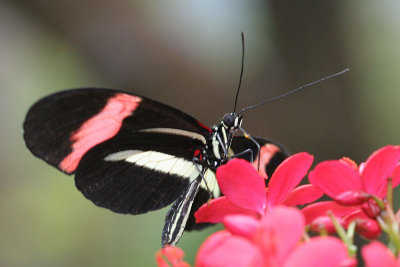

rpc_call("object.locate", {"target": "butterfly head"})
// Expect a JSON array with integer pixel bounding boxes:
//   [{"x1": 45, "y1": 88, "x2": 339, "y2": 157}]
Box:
[{"x1": 222, "y1": 112, "x2": 242, "y2": 131}]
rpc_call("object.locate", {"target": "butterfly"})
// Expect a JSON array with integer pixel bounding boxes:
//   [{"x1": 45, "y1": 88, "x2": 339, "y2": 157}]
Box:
[{"x1": 23, "y1": 87, "x2": 289, "y2": 246}]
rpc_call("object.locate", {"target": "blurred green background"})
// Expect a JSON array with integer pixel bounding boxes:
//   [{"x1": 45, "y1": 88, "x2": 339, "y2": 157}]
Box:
[{"x1": 2, "y1": 1, "x2": 400, "y2": 266}]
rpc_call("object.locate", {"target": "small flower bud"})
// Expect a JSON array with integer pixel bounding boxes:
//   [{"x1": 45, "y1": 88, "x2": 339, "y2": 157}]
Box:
[
  {"x1": 335, "y1": 190, "x2": 370, "y2": 206},
  {"x1": 355, "y1": 219, "x2": 382, "y2": 239},
  {"x1": 310, "y1": 216, "x2": 345, "y2": 234},
  {"x1": 361, "y1": 200, "x2": 382, "y2": 218}
]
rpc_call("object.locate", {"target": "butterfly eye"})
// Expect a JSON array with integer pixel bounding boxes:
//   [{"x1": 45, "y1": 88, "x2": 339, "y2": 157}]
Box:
[{"x1": 222, "y1": 113, "x2": 235, "y2": 128}]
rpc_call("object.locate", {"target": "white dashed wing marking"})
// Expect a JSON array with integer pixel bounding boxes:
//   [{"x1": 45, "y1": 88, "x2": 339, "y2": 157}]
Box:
[{"x1": 104, "y1": 150, "x2": 220, "y2": 197}]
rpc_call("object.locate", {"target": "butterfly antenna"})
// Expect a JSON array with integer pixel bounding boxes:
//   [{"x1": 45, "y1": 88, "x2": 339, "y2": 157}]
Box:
[
  {"x1": 239, "y1": 68, "x2": 350, "y2": 114},
  {"x1": 233, "y1": 32, "x2": 245, "y2": 113}
]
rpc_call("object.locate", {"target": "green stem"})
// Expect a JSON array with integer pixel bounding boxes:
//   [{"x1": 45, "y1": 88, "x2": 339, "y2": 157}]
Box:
[
  {"x1": 328, "y1": 211, "x2": 357, "y2": 257},
  {"x1": 370, "y1": 195, "x2": 385, "y2": 210},
  {"x1": 377, "y1": 211, "x2": 400, "y2": 255},
  {"x1": 387, "y1": 177, "x2": 393, "y2": 208}
]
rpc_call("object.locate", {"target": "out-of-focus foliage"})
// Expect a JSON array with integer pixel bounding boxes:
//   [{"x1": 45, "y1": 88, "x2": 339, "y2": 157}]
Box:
[{"x1": 1, "y1": 1, "x2": 400, "y2": 266}]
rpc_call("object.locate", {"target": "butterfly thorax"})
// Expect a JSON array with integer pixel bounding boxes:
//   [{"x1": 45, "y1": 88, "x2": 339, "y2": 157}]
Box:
[{"x1": 203, "y1": 112, "x2": 243, "y2": 170}]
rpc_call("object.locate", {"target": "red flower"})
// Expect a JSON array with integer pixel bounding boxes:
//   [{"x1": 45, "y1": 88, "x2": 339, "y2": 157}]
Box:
[
  {"x1": 195, "y1": 153, "x2": 321, "y2": 223},
  {"x1": 309, "y1": 146, "x2": 400, "y2": 206},
  {"x1": 303, "y1": 146, "x2": 400, "y2": 238},
  {"x1": 156, "y1": 245, "x2": 190, "y2": 267},
  {"x1": 362, "y1": 241, "x2": 400, "y2": 267},
  {"x1": 196, "y1": 207, "x2": 355, "y2": 267}
]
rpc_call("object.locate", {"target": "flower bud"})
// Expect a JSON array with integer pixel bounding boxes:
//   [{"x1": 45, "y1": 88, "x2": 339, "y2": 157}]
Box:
[
  {"x1": 355, "y1": 219, "x2": 382, "y2": 239},
  {"x1": 361, "y1": 200, "x2": 382, "y2": 218},
  {"x1": 310, "y1": 216, "x2": 345, "y2": 234},
  {"x1": 334, "y1": 190, "x2": 370, "y2": 206}
]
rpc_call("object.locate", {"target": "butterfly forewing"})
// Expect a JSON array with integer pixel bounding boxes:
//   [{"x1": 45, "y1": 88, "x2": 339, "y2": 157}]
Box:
[{"x1": 23, "y1": 88, "x2": 211, "y2": 173}]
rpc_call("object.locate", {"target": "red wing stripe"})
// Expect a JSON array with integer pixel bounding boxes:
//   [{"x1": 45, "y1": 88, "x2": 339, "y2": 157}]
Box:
[
  {"x1": 59, "y1": 93, "x2": 141, "y2": 173},
  {"x1": 196, "y1": 120, "x2": 212, "y2": 132},
  {"x1": 252, "y1": 144, "x2": 280, "y2": 178}
]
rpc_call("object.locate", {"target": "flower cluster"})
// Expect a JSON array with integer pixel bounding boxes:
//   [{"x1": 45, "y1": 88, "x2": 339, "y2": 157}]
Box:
[{"x1": 156, "y1": 145, "x2": 400, "y2": 267}]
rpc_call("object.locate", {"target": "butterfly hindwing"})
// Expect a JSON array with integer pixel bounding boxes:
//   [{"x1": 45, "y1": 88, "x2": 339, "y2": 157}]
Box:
[{"x1": 74, "y1": 129, "x2": 211, "y2": 215}]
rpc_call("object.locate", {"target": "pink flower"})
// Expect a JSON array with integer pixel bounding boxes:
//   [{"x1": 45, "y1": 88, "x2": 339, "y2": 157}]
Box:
[
  {"x1": 195, "y1": 153, "x2": 321, "y2": 223},
  {"x1": 309, "y1": 146, "x2": 400, "y2": 208},
  {"x1": 303, "y1": 146, "x2": 400, "y2": 238},
  {"x1": 156, "y1": 245, "x2": 190, "y2": 267},
  {"x1": 362, "y1": 241, "x2": 400, "y2": 267},
  {"x1": 196, "y1": 207, "x2": 355, "y2": 267}
]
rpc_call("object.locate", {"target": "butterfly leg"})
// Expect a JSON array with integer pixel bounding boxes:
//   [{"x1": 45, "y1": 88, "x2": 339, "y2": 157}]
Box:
[
  {"x1": 228, "y1": 148, "x2": 255, "y2": 162},
  {"x1": 238, "y1": 126, "x2": 261, "y2": 170},
  {"x1": 192, "y1": 157, "x2": 214, "y2": 202},
  {"x1": 216, "y1": 132, "x2": 229, "y2": 157},
  {"x1": 161, "y1": 165, "x2": 204, "y2": 247}
]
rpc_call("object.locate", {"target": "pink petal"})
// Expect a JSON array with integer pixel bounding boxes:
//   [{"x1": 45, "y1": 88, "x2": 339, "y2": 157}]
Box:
[
  {"x1": 223, "y1": 215, "x2": 260, "y2": 239},
  {"x1": 361, "y1": 145, "x2": 400, "y2": 197},
  {"x1": 216, "y1": 159, "x2": 266, "y2": 215},
  {"x1": 308, "y1": 160, "x2": 363, "y2": 199},
  {"x1": 362, "y1": 241, "x2": 399, "y2": 267},
  {"x1": 302, "y1": 201, "x2": 359, "y2": 224},
  {"x1": 268, "y1": 153, "x2": 313, "y2": 208},
  {"x1": 155, "y1": 245, "x2": 190, "y2": 267},
  {"x1": 254, "y1": 207, "x2": 305, "y2": 266},
  {"x1": 281, "y1": 184, "x2": 323, "y2": 206},
  {"x1": 195, "y1": 197, "x2": 258, "y2": 224},
  {"x1": 284, "y1": 236, "x2": 354, "y2": 267},
  {"x1": 340, "y1": 157, "x2": 358, "y2": 170},
  {"x1": 196, "y1": 231, "x2": 264, "y2": 267}
]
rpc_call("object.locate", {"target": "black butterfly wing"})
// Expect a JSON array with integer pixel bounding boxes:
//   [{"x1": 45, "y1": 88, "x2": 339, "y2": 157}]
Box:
[{"x1": 23, "y1": 88, "x2": 214, "y2": 214}]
